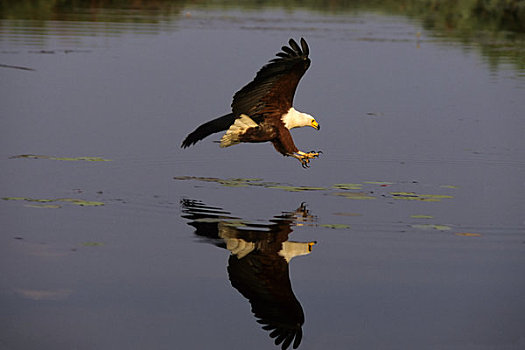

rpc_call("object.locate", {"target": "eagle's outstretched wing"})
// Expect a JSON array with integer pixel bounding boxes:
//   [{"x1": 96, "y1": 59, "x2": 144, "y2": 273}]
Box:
[
  {"x1": 232, "y1": 38, "x2": 310, "y2": 119},
  {"x1": 228, "y1": 253, "x2": 304, "y2": 350}
]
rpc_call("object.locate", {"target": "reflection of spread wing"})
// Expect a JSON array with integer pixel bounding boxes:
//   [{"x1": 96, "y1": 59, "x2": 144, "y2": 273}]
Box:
[{"x1": 227, "y1": 253, "x2": 303, "y2": 350}]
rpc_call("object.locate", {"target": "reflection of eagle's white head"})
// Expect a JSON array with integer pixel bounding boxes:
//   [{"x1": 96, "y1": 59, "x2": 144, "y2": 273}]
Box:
[
  {"x1": 279, "y1": 241, "x2": 316, "y2": 262},
  {"x1": 181, "y1": 200, "x2": 317, "y2": 350}
]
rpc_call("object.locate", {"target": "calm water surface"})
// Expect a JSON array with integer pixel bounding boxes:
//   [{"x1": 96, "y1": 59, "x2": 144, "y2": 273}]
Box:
[{"x1": 1, "y1": 6, "x2": 525, "y2": 350}]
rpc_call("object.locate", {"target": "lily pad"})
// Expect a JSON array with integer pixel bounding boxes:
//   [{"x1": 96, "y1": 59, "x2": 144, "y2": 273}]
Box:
[
  {"x1": 333, "y1": 212, "x2": 362, "y2": 217},
  {"x1": 364, "y1": 181, "x2": 394, "y2": 185},
  {"x1": 267, "y1": 185, "x2": 327, "y2": 192},
  {"x1": 3, "y1": 197, "x2": 54, "y2": 203},
  {"x1": 410, "y1": 215, "x2": 433, "y2": 219},
  {"x1": 391, "y1": 192, "x2": 453, "y2": 202},
  {"x1": 52, "y1": 156, "x2": 111, "y2": 162},
  {"x1": 320, "y1": 224, "x2": 351, "y2": 229},
  {"x1": 24, "y1": 204, "x2": 62, "y2": 209},
  {"x1": 219, "y1": 180, "x2": 250, "y2": 187},
  {"x1": 455, "y1": 232, "x2": 481, "y2": 237},
  {"x1": 411, "y1": 224, "x2": 452, "y2": 231},
  {"x1": 333, "y1": 192, "x2": 375, "y2": 200},
  {"x1": 332, "y1": 183, "x2": 363, "y2": 190},
  {"x1": 57, "y1": 198, "x2": 104, "y2": 206}
]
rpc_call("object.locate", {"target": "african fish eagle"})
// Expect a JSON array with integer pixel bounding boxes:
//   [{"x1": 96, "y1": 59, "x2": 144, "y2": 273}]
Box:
[{"x1": 181, "y1": 38, "x2": 320, "y2": 168}]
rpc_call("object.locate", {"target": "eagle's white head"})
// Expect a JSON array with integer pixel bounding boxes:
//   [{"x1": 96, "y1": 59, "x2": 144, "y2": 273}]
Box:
[{"x1": 282, "y1": 107, "x2": 320, "y2": 130}]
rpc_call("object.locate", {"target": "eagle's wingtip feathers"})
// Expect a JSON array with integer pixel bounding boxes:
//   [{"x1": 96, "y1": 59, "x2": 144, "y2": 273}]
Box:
[
  {"x1": 300, "y1": 37, "x2": 309, "y2": 56},
  {"x1": 288, "y1": 38, "x2": 300, "y2": 53},
  {"x1": 272, "y1": 37, "x2": 309, "y2": 63}
]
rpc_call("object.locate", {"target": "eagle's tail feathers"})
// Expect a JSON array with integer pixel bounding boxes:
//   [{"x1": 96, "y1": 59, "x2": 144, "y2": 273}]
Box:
[{"x1": 181, "y1": 113, "x2": 236, "y2": 148}]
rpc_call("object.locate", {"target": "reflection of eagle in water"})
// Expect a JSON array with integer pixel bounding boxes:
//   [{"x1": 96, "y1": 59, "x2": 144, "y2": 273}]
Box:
[
  {"x1": 181, "y1": 199, "x2": 316, "y2": 350},
  {"x1": 181, "y1": 38, "x2": 321, "y2": 168}
]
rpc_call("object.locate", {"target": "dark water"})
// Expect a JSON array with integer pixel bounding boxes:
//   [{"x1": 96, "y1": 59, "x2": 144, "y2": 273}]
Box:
[{"x1": 1, "y1": 5, "x2": 525, "y2": 350}]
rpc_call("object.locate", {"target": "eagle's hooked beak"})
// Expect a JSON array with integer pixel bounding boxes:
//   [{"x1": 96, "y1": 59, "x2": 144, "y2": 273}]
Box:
[{"x1": 311, "y1": 119, "x2": 320, "y2": 130}]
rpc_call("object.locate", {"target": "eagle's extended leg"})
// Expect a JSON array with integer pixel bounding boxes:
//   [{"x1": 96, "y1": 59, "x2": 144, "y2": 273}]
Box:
[{"x1": 292, "y1": 150, "x2": 321, "y2": 168}]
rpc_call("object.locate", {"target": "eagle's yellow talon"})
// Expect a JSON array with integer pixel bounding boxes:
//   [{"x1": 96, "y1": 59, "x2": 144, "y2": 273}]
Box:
[{"x1": 293, "y1": 151, "x2": 318, "y2": 168}]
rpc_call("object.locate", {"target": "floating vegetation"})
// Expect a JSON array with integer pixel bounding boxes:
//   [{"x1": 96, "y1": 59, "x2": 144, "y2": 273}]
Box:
[
  {"x1": 455, "y1": 232, "x2": 482, "y2": 237},
  {"x1": 411, "y1": 224, "x2": 452, "y2": 231},
  {"x1": 440, "y1": 185, "x2": 458, "y2": 189},
  {"x1": 59, "y1": 198, "x2": 105, "y2": 206},
  {"x1": 10, "y1": 154, "x2": 112, "y2": 161},
  {"x1": 174, "y1": 176, "x2": 266, "y2": 188},
  {"x1": 3, "y1": 197, "x2": 104, "y2": 207},
  {"x1": 332, "y1": 183, "x2": 362, "y2": 190},
  {"x1": 332, "y1": 192, "x2": 375, "y2": 200},
  {"x1": 391, "y1": 192, "x2": 453, "y2": 202},
  {"x1": 320, "y1": 224, "x2": 351, "y2": 229},
  {"x1": 333, "y1": 212, "x2": 362, "y2": 217},
  {"x1": 24, "y1": 204, "x2": 62, "y2": 209},
  {"x1": 266, "y1": 185, "x2": 327, "y2": 192},
  {"x1": 174, "y1": 176, "x2": 326, "y2": 192},
  {"x1": 410, "y1": 215, "x2": 433, "y2": 219},
  {"x1": 174, "y1": 176, "x2": 456, "y2": 204},
  {"x1": 82, "y1": 241, "x2": 104, "y2": 247}
]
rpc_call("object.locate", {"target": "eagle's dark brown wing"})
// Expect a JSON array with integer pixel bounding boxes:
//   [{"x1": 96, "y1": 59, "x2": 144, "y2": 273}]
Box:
[
  {"x1": 231, "y1": 38, "x2": 311, "y2": 119},
  {"x1": 227, "y1": 253, "x2": 304, "y2": 350}
]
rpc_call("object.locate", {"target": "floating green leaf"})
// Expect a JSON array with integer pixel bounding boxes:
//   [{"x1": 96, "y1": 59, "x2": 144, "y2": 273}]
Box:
[
  {"x1": 51, "y1": 156, "x2": 111, "y2": 162},
  {"x1": 332, "y1": 183, "x2": 363, "y2": 190},
  {"x1": 410, "y1": 215, "x2": 433, "y2": 219},
  {"x1": 3, "y1": 197, "x2": 54, "y2": 203},
  {"x1": 333, "y1": 192, "x2": 375, "y2": 200},
  {"x1": 455, "y1": 232, "x2": 481, "y2": 237},
  {"x1": 3, "y1": 197, "x2": 30, "y2": 201},
  {"x1": 57, "y1": 198, "x2": 104, "y2": 206},
  {"x1": 82, "y1": 241, "x2": 104, "y2": 247},
  {"x1": 267, "y1": 185, "x2": 327, "y2": 192},
  {"x1": 230, "y1": 178, "x2": 263, "y2": 182},
  {"x1": 219, "y1": 180, "x2": 250, "y2": 187},
  {"x1": 364, "y1": 181, "x2": 394, "y2": 185},
  {"x1": 25, "y1": 204, "x2": 61, "y2": 209},
  {"x1": 411, "y1": 224, "x2": 452, "y2": 231},
  {"x1": 320, "y1": 224, "x2": 351, "y2": 229},
  {"x1": 391, "y1": 192, "x2": 453, "y2": 202}
]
